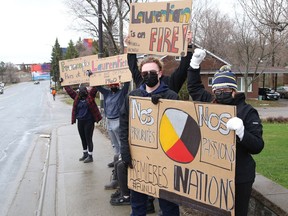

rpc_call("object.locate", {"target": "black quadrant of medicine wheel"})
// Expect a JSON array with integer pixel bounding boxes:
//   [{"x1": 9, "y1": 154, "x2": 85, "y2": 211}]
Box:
[{"x1": 180, "y1": 112, "x2": 201, "y2": 157}]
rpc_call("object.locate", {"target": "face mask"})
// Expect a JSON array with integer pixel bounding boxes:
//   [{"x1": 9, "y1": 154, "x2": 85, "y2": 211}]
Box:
[
  {"x1": 215, "y1": 92, "x2": 234, "y2": 105},
  {"x1": 143, "y1": 73, "x2": 159, "y2": 87},
  {"x1": 79, "y1": 87, "x2": 88, "y2": 99},
  {"x1": 111, "y1": 87, "x2": 119, "y2": 93}
]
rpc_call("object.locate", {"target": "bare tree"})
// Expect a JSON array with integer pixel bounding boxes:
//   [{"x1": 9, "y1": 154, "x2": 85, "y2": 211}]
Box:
[
  {"x1": 190, "y1": 1, "x2": 235, "y2": 61},
  {"x1": 237, "y1": 0, "x2": 288, "y2": 89},
  {"x1": 229, "y1": 15, "x2": 274, "y2": 95},
  {"x1": 65, "y1": 0, "x2": 131, "y2": 56}
]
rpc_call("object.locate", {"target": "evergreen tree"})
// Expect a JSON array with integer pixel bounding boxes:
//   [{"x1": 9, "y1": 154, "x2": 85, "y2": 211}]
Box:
[
  {"x1": 50, "y1": 38, "x2": 62, "y2": 89},
  {"x1": 65, "y1": 40, "x2": 79, "y2": 59},
  {"x1": 0, "y1": 61, "x2": 6, "y2": 82}
]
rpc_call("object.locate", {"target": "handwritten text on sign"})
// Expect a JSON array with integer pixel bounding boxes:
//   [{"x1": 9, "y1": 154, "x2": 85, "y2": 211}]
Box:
[
  {"x1": 89, "y1": 54, "x2": 132, "y2": 86},
  {"x1": 128, "y1": 97, "x2": 236, "y2": 216},
  {"x1": 59, "y1": 55, "x2": 98, "y2": 86},
  {"x1": 128, "y1": 0, "x2": 192, "y2": 56}
]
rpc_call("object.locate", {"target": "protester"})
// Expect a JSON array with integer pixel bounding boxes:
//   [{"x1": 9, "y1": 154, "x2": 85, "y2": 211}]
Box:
[
  {"x1": 62, "y1": 81, "x2": 102, "y2": 163},
  {"x1": 125, "y1": 31, "x2": 193, "y2": 93},
  {"x1": 119, "y1": 32, "x2": 192, "y2": 214},
  {"x1": 120, "y1": 56, "x2": 180, "y2": 216},
  {"x1": 96, "y1": 82, "x2": 130, "y2": 168},
  {"x1": 109, "y1": 158, "x2": 131, "y2": 205},
  {"x1": 187, "y1": 48, "x2": 264, "y2": 216}
]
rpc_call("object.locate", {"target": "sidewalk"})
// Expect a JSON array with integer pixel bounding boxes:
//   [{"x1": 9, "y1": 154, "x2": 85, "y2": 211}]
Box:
[{"x1": 41, "y1": 124, "x2": 137, "y2": 216}]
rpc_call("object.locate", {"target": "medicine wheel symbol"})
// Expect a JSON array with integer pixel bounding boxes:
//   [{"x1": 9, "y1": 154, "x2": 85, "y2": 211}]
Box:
[{"x1": 159, "y1": 109, "x2": 201, "y2": 163}]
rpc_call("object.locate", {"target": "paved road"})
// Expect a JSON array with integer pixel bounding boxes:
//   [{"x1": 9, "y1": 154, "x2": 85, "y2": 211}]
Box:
[
  {"x1": 0, "y1": 81, "x2": 71, "y2": 216},
  {"x1": 256, "y1": 99, "x2": 288, "y2": 119}
]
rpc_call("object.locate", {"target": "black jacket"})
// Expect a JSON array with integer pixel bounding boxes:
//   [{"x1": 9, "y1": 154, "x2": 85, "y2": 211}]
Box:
[
  {"x1": 187, "y1": 67, "x2": 264, "y2": 184},
  {"x1": 127, "y1": 49, "x2": 192, "y2": 93},
  {"x1": 120, "y1": 81, "x2": 179, "y2": 164}
]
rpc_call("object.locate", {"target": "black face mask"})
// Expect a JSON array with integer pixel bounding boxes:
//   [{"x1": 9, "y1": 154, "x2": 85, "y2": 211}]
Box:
[
  {"x1": 79, "y1": 87, "x2": 88, "y2": 99},
  {"x1": 111, "y1": 87, "x2": 119, "y2": 93},
  {"x1": 215, "y1": 92, "x2": 234, "y2": 105},
  {"x1": 143, "y1": 73, "x2": 159, "y2": 87}
]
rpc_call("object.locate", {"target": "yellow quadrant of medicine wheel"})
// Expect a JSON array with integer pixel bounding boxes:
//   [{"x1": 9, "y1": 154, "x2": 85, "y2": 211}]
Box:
[{"x1": 159, "y1": 113, "x2": 180, "y2": 152}]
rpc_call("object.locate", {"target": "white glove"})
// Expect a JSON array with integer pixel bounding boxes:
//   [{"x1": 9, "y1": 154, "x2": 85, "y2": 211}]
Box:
[
  {"x1": 190, "y1": 48, "x2": 206, "y2": 69},
  {"x1": 227, "y1": 117, "x2": 245, "y2": 141}
]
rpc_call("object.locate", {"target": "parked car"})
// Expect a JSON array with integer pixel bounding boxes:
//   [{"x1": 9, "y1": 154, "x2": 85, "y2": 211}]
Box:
[
  {"x1": 0, "y1": 87, "x2": 3, "y2": 94},
  {"x1": 276, "y1": 86, "x2": 288, "y2": 99},
  {"x1": 258, "y1": 87, "x2": 280, "y2": 100}
]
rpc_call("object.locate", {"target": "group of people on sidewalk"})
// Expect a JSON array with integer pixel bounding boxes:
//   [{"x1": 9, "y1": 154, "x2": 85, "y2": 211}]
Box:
[{"x1": 60, "y1": 32, "x2": 264, "y2": 216}]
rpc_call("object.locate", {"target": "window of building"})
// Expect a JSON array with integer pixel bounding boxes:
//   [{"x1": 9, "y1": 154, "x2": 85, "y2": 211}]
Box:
[
  {"x1": 208, "y1": 77, "x2": 214, "y2": 86},
  {"x1": 237, "y1": 77, "x2": 252, "y2": 92}
]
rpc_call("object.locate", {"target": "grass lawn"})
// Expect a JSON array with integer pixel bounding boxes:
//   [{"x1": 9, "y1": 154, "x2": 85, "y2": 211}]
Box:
[{"x1": 253, "y1": 123, "x2": 288, "y2": 189}]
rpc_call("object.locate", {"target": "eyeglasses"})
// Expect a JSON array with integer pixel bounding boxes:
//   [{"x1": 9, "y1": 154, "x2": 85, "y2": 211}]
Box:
[
  {"x1": 140, "y1": 70, "x2": 159, "y2": 77},
  {"x1": 214, "y1": 89, "x2": 233, "y2": 96}
]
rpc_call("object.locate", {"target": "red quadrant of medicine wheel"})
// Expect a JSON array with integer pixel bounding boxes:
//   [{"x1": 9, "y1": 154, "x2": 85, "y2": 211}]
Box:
[{"x1": 166, "y1": 138, "x2": 194, "y2": 162}]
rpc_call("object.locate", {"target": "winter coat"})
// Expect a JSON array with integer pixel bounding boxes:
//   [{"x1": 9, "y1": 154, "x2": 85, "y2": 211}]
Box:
[
  {"x1": 127, "y1": 48, "x2": 192, "y2": 93},
  {"x1": 187, "y1": 67, "x2": 264, "y2": 184},
  {"x1": 64, "y1": 86, "x2": 102, "y2": 124},
  {"x1": 120, "y1": 81, "x2": 179, "y2": 165},
  {"x1": 96, "y1": 82, "x2": 130, "y2": 119}
]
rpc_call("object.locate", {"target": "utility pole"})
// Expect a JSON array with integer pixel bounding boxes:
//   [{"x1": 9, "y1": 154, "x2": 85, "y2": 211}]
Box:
[
  {"x1": 98, "y1": 0, "x2": 103, "y2": 59},
  {"x1": 98, "y1": 0, "x2": 104, "y2": 108}
]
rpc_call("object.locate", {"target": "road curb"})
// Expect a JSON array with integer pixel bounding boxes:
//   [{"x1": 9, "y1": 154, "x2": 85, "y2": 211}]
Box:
[{"x1": 40, "y1": 128, "x2": 57, "y2": 216}]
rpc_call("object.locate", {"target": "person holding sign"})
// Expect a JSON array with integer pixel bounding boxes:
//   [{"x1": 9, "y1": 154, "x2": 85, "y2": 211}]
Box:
[
  {"x1": 62, "y1": 82, "x2": 102, "y2": 163},
  {"x1": 96, "y1": 82, "x2": 130, "y2": 167},
  {"x1": 187, "y1": 49, "x2": 264, "y2": 216},
  {"x1": 120, "y1": 56, "x2": 180, "y2": 216},
  {"x1": 125, "y1": 31, "x2": 193, "y2": 93}
]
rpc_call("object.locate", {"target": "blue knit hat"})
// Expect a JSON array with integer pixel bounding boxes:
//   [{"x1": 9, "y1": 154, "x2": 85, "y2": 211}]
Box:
[{"x1": 212, "y1": 65, "x2": 237, "y2": 91}]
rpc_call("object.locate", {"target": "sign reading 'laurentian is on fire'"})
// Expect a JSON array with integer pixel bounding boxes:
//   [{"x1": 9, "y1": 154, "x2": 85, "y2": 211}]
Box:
[{"x1": 128, "y1": 0, "x2": 192, "y2": 57}]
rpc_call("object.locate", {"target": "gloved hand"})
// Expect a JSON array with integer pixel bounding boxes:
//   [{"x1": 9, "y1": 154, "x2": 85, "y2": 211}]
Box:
[
  {"x1": 190, "y1": 48, "x2": 206, "y2": 69},
  {"x1": 151, "y1": 94, "x2": 162, "y2": 105},
  {"x1": 59, "y1": 78, "x2": 63, "y2": 83},
  {"x1": 227, "y1": 117, "x2": 245, "y2": 141},
  {"x1": 86, "y1": 70, "x2": 93, "y2": 77}
]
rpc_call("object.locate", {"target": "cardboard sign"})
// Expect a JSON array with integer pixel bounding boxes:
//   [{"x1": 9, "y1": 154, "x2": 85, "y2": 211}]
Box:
[
  {"x1": 128, "y1": 0, "x2": 192, "y2": 56},
  {"x1": 59, "y1": 55, "x2": 98, "y2": 86},
  {"x1": 89, "y1": 54, "x2": 132, "y2": 86},
  {"x1": 128, "y1": 96, "x2": 236, "y2": 216}
]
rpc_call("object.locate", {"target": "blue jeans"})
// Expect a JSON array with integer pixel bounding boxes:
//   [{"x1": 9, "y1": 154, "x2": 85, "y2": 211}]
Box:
[
  {"x1": 130, "y1": 190, "x2": 179, "y2": 216},
  {"x1": 107, "y1": 118, "x2": 121, "y2": 154}
]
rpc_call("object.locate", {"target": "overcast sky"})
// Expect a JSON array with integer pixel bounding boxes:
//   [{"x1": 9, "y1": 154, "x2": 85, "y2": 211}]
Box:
[
  {"x1": 0, "y1": 0, "x2": 82, "y2": 64},
  {"x1": 0, "y1": 0, "x2": 237, "y2": 65}
]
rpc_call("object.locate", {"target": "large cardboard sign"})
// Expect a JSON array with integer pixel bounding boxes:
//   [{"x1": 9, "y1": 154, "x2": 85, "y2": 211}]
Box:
[
  {"x1": 128, "y1": 0, "x2": 192, "y2": 56},
  {"x1": 89, "y1": 54, "x2": 131, "y2": 86},
  {"x1": 59, "y1": 54, "x2": 132, "y2": 86},
  {"x1": 128, "y1": 96, "x2": 236, "y2": 216},
  {"x1": 59, "y1": 55, "x2": 98, "y2": 86}
]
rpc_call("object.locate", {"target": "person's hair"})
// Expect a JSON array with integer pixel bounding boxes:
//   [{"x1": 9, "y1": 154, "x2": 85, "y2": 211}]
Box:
[{"x1": 139, "y1": 56, "x2": 163, "y2": 72}]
